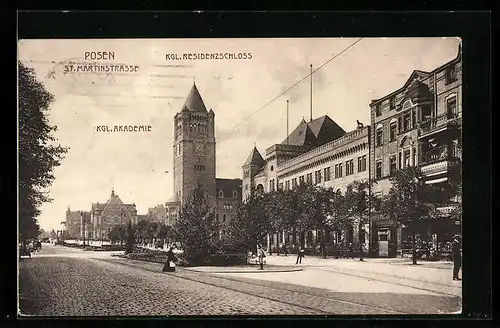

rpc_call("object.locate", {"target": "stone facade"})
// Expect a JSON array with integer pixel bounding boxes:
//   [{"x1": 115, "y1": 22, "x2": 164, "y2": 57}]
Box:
[
  {"x1": 89, "y1": 189, "x2": 138, "y2": 240},
  {"x1": 65, "y1": 207, "x2": 82, "y2": 239},
  {"x1": 369, "y1": 45, "x2": 462, "y2": 256},
  {"x1": 244, "y1": 115, "x2": 371, "y2": 253},
  {"x1": 165, "y1": 83, "x2": 242, "y2": 228}
]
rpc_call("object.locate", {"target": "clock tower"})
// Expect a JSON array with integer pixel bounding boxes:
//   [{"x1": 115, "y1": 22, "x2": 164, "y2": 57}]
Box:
[{"x1": 172, "y1": 82, "x2": 216, "y2": 206}]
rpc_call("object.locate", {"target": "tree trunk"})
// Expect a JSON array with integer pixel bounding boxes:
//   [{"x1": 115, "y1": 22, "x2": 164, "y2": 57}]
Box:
[
  {"x1": 412, "y1": 233, "x2": 417, "y2": 265},
  {"x1": 359, "y1": 221, "x2": 364, "y2": 261},
  {"x1": 321, "y1": 228, "x2": 326, "y2": 259}
]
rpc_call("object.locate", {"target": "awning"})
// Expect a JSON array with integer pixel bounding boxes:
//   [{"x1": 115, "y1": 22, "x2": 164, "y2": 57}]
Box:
[{"x1": 425, "y1": 177, "x2": 448, "y2": 184}]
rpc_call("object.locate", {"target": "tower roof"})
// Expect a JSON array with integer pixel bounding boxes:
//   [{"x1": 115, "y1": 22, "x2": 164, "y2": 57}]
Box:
[
  {"x1": 282, "y1": 115, "x2": 346, "y2": 147},
  {"x1": 282, "y1": 118, "x2": 316, "y2": 146},
  {"x1": 183, "y1": 83, "x2": 207, "y2": 112},
  {"x1": 244, "y1": 147, "x2": 265, "y2": 166}
]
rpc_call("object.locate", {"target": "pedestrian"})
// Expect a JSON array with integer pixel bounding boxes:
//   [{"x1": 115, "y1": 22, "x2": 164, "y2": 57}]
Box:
[
  {"x1": 452, "y1": 235, "x2": 462, "y2": 280},
  {"x1": 162, "y1": 246, "x2": 177, "y2": 272},
  {"x1": 257, "y1": 244, "x2": 266, "y2": 270},
  {"x1": 296, "y1": 246, "x2": 305, "y2": 264},
  {"x1": 282, "y1": 243, "x2": 288, "y2": 256},
  {"x1": 348, "y1": 242, "x2": 354, "y2": 259}
]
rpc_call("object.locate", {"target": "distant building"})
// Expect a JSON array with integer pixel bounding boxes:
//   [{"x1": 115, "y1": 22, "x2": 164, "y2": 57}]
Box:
[
  {"x1": 165, "y1": 83, "x2": 242, "y2": 230},
  {"x1": 89, "y1": 189, "x2": 138, "y2": 240},
  {"x1": 243, "y1": 115, "x2": 371, "y2": 252},
  {"x1": 65, "y1": 207, "x2": 81, "y2": 239},
  {"x1": 369, "y1": 45, "x2": 462, "y2": 256},
  {"x1": 146, "y1": 204, "x2": 167, "y2": 225}
]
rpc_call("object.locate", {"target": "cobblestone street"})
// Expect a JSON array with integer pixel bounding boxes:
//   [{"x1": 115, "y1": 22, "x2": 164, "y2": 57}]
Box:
[{"x1": 18, "y1": 245, "x2": 461, "y2": 316}]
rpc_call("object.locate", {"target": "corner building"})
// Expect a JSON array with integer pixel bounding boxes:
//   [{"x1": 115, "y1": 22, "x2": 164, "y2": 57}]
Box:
[
  {"x1": 165, "y1": 83, "x2": 242, "y2": 228},
  {"x1": 243, "y1": 115, "x2": 371, "y2": 254},
  {"x1": 369, "y1": 46, "x2": 462, "y2": 257}
]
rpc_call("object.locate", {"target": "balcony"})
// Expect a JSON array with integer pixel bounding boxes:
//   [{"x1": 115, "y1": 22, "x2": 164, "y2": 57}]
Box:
[
  {"x1": 420, "y1": 145, "x2": 461, "y2": 178},
  {"x1": 418, "y1": 112, "x2": 460, "y2": 138}
]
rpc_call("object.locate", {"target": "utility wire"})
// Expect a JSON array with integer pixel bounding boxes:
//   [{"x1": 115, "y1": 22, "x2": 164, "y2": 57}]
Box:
[{"x1": 214, "y1": 37, "x2": 364, "y2": 143}]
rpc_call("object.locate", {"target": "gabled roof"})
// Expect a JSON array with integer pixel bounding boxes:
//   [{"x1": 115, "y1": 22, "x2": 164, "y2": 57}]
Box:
[
  {"x1": 282, "y1": 115, "x2": 345, "y2": 147},
  {"x1": 282, "y1": 118, "x2": 316, "y2": 146},
  {"x1": 243, "y1": 147, "x2": 265, "y2": 167},
  {"x1": 216, "y1": 178, "x2": 242, "y2": 198},
  {"x1": 183, "y1": 83, "x2": 207, "y2": 112}
]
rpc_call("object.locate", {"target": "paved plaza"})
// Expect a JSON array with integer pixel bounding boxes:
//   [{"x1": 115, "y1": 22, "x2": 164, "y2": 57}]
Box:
[{"x1": 18, "y1": 244, "x2": 461, "y2": 316}]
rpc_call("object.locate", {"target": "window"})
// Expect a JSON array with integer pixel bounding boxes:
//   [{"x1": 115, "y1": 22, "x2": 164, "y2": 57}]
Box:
[
  {"x1": 399, "y1": 152, "x2": 402, "y2": 169},
  {"x1": 412, "y1": 147, "x2": 417, "y2": 166},
  {"x1": 324, "y1": 167, "x2": 331, "y2": 181},
  {"x1": 445, "y1": 65, "x2": 457, "y2": 84},
  {"x1": 222, "y1": 214, "x2": 226, "y2": 223},
  {"x1": 270, "y1": 165, "x2": 274, "y2": 172},
  {"x1": 375, "y1": 104, "x2": 381, "y2": 117},
  {"x1": 389, "y1": 155, "x2": 397, "y2": 175},
  {"x1": 376, "y1": 160, "x2": 382, "y2": 179},
  {"x1": 389, "y1": 122, "x2": 397, "y2": 142},
  {"x1": 233, "y1": 190, "x2": 238, "y2": 198},
  {"x1": 376, "y1": 127, "x2": 383, "y2": 146},
  {"x1": 398, "y1": 116, "x2": 403, "y2": 133},
  {"x1": 299, "y1": 176, "x2": 305, "y2": 185},
  {"x1": 357, "y1": 155, "x2": 367, "y2": 172},
  {"x1": 306, "y1": 173, "x2": 313, "y2": 184},
  {"x1": 390, "y1": 97, "x2": 396, "y2": 110},
  {"x1": 346, "y1": 159, "x2": 354, "y2": 175},
  {"x1": 278, "y1": 182, "x2": 284, "y2": 190},
  {"x1": 339, "y1": 164, "x2": 343, "y2": 178},
  {"x1": 195, "y1": 165, "x2": 205, "y2": 171},
  {"x1": 315, "y1": 170, "x2": 322, "y2": 184},
  {"x1": 411, "y1": 109, "x2": 416, "y2": 127},
  {"x1": 334, "y1": 164, "x2": 339, "y2": 179},
  {"x1": 404, "y1": 149, "x2": 411, "y2": 167},
  {"x1": 403, "y1": 112, "x2": 411, "y2": 131},
  {"x1": 218, "y1": 189, "x2": 224, "y2": 198},
  {"x1": 269, "y1": 180, "x2": 274, "y2": 192},
  {"x1": 292, "y1": 178, "x2": 297, "y2": 188},
  {"x1": 285, "y1": 181, "x2": 290, "y2": 190},
  {"x1": 446, "y1": 96, "x2": 457, "y2": 118}
]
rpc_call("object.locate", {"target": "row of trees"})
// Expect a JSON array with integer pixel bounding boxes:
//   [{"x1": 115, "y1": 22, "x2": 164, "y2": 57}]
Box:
[
  {"x1": 108, "y1": 220, "x2": 176, "y2": 247},
  {"x1": 173, "y1": 166, "x2": 460, "y2": 265},
  {"x1": 19, "y1": 63, "x2": 68, "y2": 241}
]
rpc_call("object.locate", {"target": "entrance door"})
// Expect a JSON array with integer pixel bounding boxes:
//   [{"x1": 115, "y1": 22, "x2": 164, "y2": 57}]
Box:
[{"x1": 378, "y1": 231, "x2": 389, "y2": 257}]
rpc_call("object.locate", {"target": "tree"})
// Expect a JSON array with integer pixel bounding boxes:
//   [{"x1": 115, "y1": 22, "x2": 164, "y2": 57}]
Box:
[
  {"x1": 125, "y1": 221, "x2": 135, "y2": 254},
  {"x1": 19, "y1": 62, "x2": 68, "y2": 241},
  {"x1": 173, "y1": 183, "x2": 219, "y2": 265},
  {"x1": 344, "y1": 180, "x2": 380, "y2": 261},
  {"x1": 109, "y1": 224, "x2": 126, "y2": 245},
  {"x1": 226, "y1": 193, "x2": 272, "y2": 256},
  {"x1": 380, "y1": 166, "x2": 444, "y2": 264}
]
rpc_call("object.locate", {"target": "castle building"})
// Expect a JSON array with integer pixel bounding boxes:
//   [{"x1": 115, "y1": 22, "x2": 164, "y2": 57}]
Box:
[
  {"x1": 243, "y1": 115, "x2": 371, "y2": 253},
  {"x1": 89, "y1": 189, "x2": 138, "y2": 240},
  {"x1": 369, "y1": 45, "x2": 462, "y2": 257},
  {"x1": 165, "y1": 83, "x2": 242, "y2": 228},
  {"x1": 65, "y1": 207, "x2": 83, "y2": 239}
]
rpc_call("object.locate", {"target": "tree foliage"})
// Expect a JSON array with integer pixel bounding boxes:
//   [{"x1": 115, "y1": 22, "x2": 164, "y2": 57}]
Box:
[
  {"x1": 19, "y1": 62, "x2": 68, "y2": 241},
  {"x1": 173, "y1": 183, "x2": 219, "y2": 265}
]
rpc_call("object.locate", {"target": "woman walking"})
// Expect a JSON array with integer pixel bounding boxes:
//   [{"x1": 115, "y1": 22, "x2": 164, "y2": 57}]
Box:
[{"x1": 162, "y1": 246, "x2": 178, "y2": 272}]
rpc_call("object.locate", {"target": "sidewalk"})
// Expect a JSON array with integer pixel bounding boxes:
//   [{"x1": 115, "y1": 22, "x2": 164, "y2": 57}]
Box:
[{"x1": 264, "y1": 255, "x2": 460, "y2": 288}]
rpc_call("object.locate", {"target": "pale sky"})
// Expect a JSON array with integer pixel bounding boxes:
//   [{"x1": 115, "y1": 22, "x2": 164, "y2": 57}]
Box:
[{"x1": 18, "y1": 37, "x2": 460, "y2": 231}]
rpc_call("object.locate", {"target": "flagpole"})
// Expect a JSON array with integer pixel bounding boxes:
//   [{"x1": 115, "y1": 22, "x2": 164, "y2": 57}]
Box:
[
  {"x1": 286, "y1": 100, "x2": 289, "y2": 145},
  {"x1": 310, "y1": 64, "x2": 313, "y2": 122}
]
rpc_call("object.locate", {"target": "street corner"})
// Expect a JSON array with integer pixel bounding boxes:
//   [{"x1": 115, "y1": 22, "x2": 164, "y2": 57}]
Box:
[{"x1": 183, "y1": 265, "x2": 303, "y2": 274}]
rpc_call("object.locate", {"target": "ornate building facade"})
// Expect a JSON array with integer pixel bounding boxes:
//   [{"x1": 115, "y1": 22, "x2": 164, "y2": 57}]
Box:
[
  {"x1": 89, "y1": 189, "x2": 138, "y2": 240},
  {"x1": 369, "y1": 45, "x2": 462, "y2": 257},
  {"x1": 243, "y1": 115, "x2": 371, "y2": 253},
  {"x1": 165, "y1": 83, "x2": 242, "y2": 228}
]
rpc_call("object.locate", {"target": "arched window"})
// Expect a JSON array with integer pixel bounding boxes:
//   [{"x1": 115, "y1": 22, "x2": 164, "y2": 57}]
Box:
[
  {"x1": 218, "y1": 189, "x2": 224, "y2": 198},
  {"x1": 375, "y1": 124, "x2": 383, "y2": 146},
  {"x1": 256, "y1": 184, "x2": 264, "y2": 196},
  {"x1": 232, "y1": 190, "x2": 238, "y2": 198},
  {"x1": 270, "y1": 165, "x2": 274, "y2": 171}
]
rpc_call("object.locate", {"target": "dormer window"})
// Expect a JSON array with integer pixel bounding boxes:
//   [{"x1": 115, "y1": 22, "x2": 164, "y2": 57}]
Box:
[
  {"x1": 232, "y1": 190, "x2": 238, "y2": 198},
  {"x1": 218, "y1": 189, "x2": 224, "y2": 198},
  {"x1": 389, "y1": 97, "x2": 396, "y2": 111},
  {"x1": 445, "y1": 65, "x2": 457, "y2": 85}
]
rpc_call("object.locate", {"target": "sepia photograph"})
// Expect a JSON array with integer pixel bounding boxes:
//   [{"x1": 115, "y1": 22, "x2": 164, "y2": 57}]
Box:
[{"x1": 18, "y1": 37, "x2": 463, "y2": 316}]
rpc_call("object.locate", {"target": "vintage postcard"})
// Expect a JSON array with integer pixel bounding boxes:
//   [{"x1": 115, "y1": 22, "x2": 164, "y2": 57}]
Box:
[{"x1": 18, "y1": 37, "x2": 462, "y2": 316}]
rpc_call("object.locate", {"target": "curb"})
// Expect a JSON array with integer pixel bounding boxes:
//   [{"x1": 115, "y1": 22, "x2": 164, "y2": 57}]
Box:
[{"x1": 184, "y1": 267, "x2": 304, "y2": 274}]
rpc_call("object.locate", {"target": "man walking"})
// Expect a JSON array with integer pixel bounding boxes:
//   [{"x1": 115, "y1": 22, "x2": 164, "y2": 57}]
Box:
[
  {"x1": 452, "y1": 234, "x2": 462, "y2": 280},
  {"x1": 296, "y1": 246, "x2": 305, "y2": 264},
  {"x1": 257, "y1": 244, "x2": 266, "y2": 270}
]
